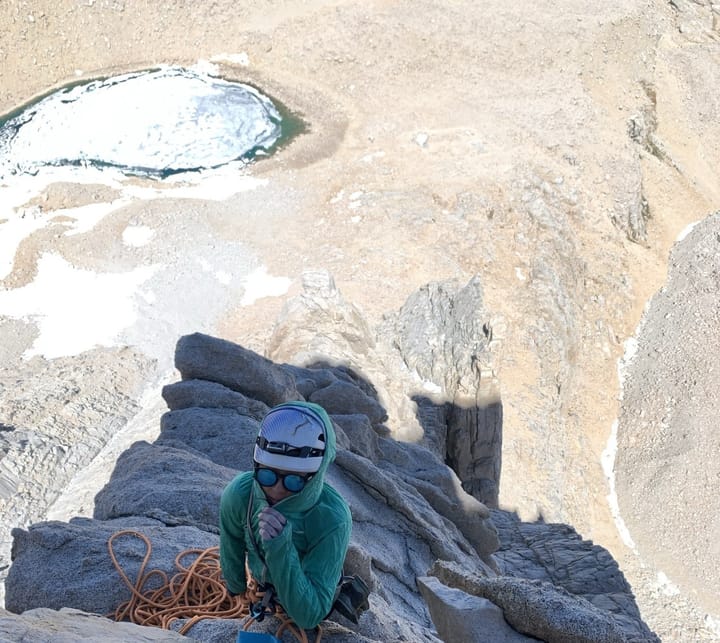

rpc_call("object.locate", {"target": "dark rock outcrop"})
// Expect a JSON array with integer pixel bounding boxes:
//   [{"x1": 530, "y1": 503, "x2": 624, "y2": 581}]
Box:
[
  {"x1": 6, "y1": 517, "x2": 218, "y2": 615},
  {"x1": 491, "y1": 510, "x2": 657, "y2": 641},
  {"x1": 0, "y1": 607, "x2": 189, "y2": 642},
  {"x1": 175, "y1": 332, "x2": 300, "y2": 406},
  {"x1": 93, "y1": 440, "x2": 236, "y2": 532},
  {"x1": 384, "y1": 277, "x2": 503, "y2": 507}
]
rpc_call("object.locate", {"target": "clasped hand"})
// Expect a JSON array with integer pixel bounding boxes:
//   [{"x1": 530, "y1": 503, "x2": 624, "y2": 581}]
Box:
[{"x1": 258, "y1": 506, "x2": 287, "y2": 541}]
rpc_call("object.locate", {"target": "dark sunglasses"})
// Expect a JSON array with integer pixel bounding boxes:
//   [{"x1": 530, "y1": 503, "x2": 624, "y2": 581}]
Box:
[{"x1": 254, "y1": 466, "x2": 314, "y2": 493}]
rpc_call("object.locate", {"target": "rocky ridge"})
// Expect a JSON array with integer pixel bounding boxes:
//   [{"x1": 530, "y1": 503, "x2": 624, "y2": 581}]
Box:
[{"x1": 2, "y1": 278, "x2": 659, "y2": 642}]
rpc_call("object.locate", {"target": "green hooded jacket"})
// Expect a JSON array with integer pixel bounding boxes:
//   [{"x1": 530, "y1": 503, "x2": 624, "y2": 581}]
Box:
[{"x1": 219, "y1": 401, "x2": 352, "y2": 629}]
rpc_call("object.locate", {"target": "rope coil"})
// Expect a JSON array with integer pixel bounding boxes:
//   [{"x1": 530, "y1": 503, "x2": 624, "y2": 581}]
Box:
[{"x1": 107, "y1": 530, "x2": 321, "y2": 642}]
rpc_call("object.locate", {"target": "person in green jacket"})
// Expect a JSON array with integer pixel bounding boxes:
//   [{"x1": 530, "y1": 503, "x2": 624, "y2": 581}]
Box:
[{"x1": 219, "y1": 401, "x2": 352, "y2": 630}]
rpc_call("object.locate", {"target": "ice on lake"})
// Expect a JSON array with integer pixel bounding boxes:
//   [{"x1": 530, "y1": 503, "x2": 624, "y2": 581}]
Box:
[{"x1": 0, "y1": 66, "x2": 283, "y2": 178}]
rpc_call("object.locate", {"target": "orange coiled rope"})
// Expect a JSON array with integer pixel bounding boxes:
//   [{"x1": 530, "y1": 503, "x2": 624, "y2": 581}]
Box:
[{"x1": 107, "y1": 530, "x2": 322, "y2": 642}]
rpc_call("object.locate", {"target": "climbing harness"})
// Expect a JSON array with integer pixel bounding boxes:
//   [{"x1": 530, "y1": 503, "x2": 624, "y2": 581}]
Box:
[{"x1": 107, "y1": 530, "x2": 322, "y2": 642}]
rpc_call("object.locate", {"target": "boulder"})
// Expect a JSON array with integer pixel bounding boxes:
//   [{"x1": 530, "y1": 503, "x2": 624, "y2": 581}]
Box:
[
  {"x1": 309, "y1": 380, "x2": 387, "y2": 426},
  {"x1": 5, "y1": 517, "x2": 218, "y2": 616},
  {"x1": 283, "y1": 363, "x2": 383, "y2": 406},
  {"x1": 417, "y1": 576, "x2": 538, "y2": 642},
  {"x1": 330, "y1": 414, "x2": 381, "y2": 460},
  {"x1": 156, "y1": 407, "x2": 258, "y2": 469},
  {"x1": 174, "y1": 333, "x2": 300, "y2": 406},
  {"x1": 93, "y1": 440, "x2": 236, "y2": 531},
  {"x1": 0, "y1": 607, "x2": 189, "y2": 642},
  {"x1": 161, "y1": 379, "x2": 269, "y2": 420},
  {"x1": 430, "y1": 559, "x2": 656, "y2": 643}
]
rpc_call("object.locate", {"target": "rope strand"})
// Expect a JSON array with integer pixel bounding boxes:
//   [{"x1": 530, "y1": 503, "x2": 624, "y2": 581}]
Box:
[{"x1": 107, "y1": 530, "x2": 322, "y2": 641}]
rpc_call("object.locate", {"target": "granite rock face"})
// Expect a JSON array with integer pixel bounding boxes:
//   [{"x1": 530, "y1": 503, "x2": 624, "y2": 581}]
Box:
[
  {"x1": 6, "y1": 517, "x2": 219, "y2": 616},
  {"x1": 4, "y1": 323, "x2": 658, "y2": 642},
  {"x1": 417, "y1": 575, "x2": 538, "y2": 643},
  {"x1": 175, "y1": 332, "x2": 300, "y2": 407},
  {"x1": 93, "y1": 440, "x2": 236, "y2": 532},
  {"x1": 384, "y1": 277, "x2": 503, "y2": 507},
  {"x1": 0, "y1": 607, "x2": 189, "y2": 642},
  {"x1": 0, "y1": 347, "x2": 156, "y2": 603},
  {"x1": 431, "y1": 559, "x2": 632, "y2": 643},
  {"x1": 490, "y1": 510, "x2": 658, "y2": 641}
]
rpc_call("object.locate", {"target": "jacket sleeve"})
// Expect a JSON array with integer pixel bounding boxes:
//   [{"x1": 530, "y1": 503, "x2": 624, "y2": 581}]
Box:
[
  {"x1": 263, "y1": 502, "x2": 352, "y2": 629},
  {"x1": 219, "y1": 476, "x2": 250, "y2": 595}
]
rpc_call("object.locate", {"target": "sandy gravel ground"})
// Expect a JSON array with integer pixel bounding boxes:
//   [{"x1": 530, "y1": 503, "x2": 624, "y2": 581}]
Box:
[{"x1": 2, "y1": 1, "x2": 720, "y2": 640}]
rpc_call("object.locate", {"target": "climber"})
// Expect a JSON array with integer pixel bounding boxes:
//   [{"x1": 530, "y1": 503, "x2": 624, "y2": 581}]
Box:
[{"x1": 219, "y1": 401, "x2": 352, "y2": 630}]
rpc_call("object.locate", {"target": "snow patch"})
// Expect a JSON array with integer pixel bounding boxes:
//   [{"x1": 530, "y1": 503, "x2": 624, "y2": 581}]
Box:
[
  {"x1": 0, "y1": 165, "x2": 266, "y2": 282},
  {"x1": 0, "y1": 253, "x2": 161, "y2": 359},
  {"x1": 601, "y1": 420, "x2": 637, "y2": 551},
  {"x1": 122, "y1": 225, "x2": 155, "y2": 247},
  {"x1": 676, "y1": 221, "x2": 699, "y2": 242},
  {"x1": 240, "y1": 266, "x2": 291, "y2": 305},
  {"x1": 62, "y1": 201, "x2": 129, "y2": 236}
]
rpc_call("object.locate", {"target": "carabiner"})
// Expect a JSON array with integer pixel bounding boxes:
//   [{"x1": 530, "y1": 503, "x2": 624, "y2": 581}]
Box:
[{"x1": 250, "y1": 585, "x2": 276, "y2": 622}]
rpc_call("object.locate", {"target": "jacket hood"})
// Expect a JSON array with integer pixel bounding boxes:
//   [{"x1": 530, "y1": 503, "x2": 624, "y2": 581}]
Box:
[{"x1": 252, "y1": 401, "x2": 336, "y2": 513}]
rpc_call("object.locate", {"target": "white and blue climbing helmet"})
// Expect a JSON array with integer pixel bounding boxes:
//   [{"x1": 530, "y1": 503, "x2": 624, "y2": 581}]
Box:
[{"x1": 253, "y1": 404, "x2": 327, "y2": 473}]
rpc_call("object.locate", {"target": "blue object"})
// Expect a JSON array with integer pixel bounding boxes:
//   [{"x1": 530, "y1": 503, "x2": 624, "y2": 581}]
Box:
[
  {"x1": 254, "y1": 466, "x2": 312, "y2": 492},
  {"x1": 236, "y1": 631, "x2": 282, "y2": 643}
]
